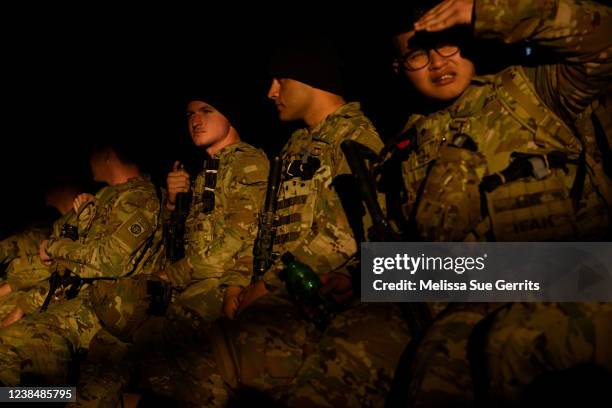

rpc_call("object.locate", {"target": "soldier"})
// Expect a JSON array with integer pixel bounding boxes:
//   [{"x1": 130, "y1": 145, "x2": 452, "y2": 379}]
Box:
[
  {"x1": 72, "y1": 87, "x2": 269, "y2": 407},
  {"x1": 385, "y1": 0, "x2": 612, "y2": 405},
  {"x1": 263, "y1": 40, "x2": 411, "y2": 408},
  {"x1": 0, "y1": 182, "x2": 80, "y2": 326},
  {"x1": 0, "y1": 139, "x2": 161, "y2": 386},
  {"x1": 155, "y1": 88, "x2": 269, "y2": 335},
  {"x1": 137, "y1": 36, "x2": 410, "y2": 407}
]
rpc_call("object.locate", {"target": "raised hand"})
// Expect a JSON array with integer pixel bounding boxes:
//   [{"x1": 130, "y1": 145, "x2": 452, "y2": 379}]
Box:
[{"x1": 414, "y1": 0, "x2": 474, "y2": 32}]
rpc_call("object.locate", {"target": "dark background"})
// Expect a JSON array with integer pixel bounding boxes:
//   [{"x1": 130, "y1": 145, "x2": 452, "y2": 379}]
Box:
[
  {"x1": 0, "y1": 5, "x2": 531, "y2": 237},
  {"x1": 0, "y1": 7, "x2": 414, "y2": 237}
]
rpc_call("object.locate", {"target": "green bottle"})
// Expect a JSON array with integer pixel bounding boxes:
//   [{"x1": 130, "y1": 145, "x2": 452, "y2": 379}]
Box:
[{"x1": 279, "y1": 252, "x2": 335, "y2": 330}]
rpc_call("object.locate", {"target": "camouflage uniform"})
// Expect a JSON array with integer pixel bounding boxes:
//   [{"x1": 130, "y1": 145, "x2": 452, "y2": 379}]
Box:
[
  {"x1": 385, "y1": 0, "x2": 612, "y2": 405},
  {"x1": 0, "y1": 225, "x2": 49, "y2": 320},
  {"x1": 0, "y1": 225, "x2": 49, "y2": 266},
  {"x1": 277, "y1": 104, "x2": 410, "y2": 408},
  {"x1": 142, "y1": 103, "x2": 410, "y2": 407},
  {"x1": 482, "y1": 301, "x2": 612, "y2": 404},
  {"x1": 0, "y1": 176, "x2": 160, "y2": 386},
  {"x1": 73, "y1": 141, "x2": 268, "y2": 407},
  {"x1": 0, "y1": 212, "x2": 75, "y2": 321},
  {"x1": 160, "y1": 141, "x2": 269, "y2": 331}
]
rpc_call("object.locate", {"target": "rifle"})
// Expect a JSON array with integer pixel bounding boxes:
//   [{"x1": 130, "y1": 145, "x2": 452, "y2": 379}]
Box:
[
  {"x1": 340, "y1": 140, "x2": 432, "y2": 334},
  {"x1": 40, "y1": 267, "x2": 63, "y2": 312},
  {"x1": 252, "y1": 156, "x2": 283, "y2": 282},
  {"x1": 40, "y1": 268, "x2": 88, "y2": 312},
  {"x1": 40, "y1": 222, "x2": 80, "y2": 312},
  {"x1": 164, "y1": 164, "x2": 192, "y2": 264}
]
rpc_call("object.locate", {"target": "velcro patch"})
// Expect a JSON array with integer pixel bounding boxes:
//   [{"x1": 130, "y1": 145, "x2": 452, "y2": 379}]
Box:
[
  {"x1": 243, "y1": 165, "x2": 258, "y2": 173},
  {"x1": 115, "y1": 212, "x2": 152, "y2": 250}
]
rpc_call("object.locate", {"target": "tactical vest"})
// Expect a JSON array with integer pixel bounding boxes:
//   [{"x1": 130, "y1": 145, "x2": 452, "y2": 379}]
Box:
[
  {"x1": 274, "y1": 137, "x2": 334, "y2": 255},
  {"x1": 184, "y1": 157, "x2": 220, "y2": 253},
  {"x1": 396, "y1": 66, "x2": 610, "y2": 241}
]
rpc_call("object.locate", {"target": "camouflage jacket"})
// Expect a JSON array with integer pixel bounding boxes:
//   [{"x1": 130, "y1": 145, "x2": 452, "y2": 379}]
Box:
[
  {"x1": 0, "y1": 226, "x2": 49, "y2": 267},
  {"x1": 0, "y1": 212, "x2": 78, "y2": 314},
  {"x1": 4, "y1": 211, "x2": 74, "y2": 291},
  {"x1": 392, "y1": 0, "x2": 611, "y2": 241},
  {"x1": 45, "y1": 177, "x2": 160, "y2": 279},
  {"x1": 164, "y1": 141, "x2": 269, "y2": 288},
  {"x1": 261, "y1": 102, "x2": 383, "y2": 288}
]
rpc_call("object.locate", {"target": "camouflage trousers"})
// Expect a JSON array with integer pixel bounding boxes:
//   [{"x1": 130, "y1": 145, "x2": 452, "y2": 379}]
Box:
[
  {"x1": 0, "y1": 293, "x2": 101, "y2": 385},
  {"x1": 407, "y1": 302, "x2": 612, "y2": 407},
  {"x1": 406, "y1": 303, "x2": 499, "y2": 407},
  {"x1": 483, "y1": 302, "x2": 612, "y2": 404},
  {"x1": 133, "y1": 278, "x2": 225, "y2": 349},
  {"x1": 284, "y1": 300, "x2": 411, "y2": 408},
  {"x1": 68, "y1": 329, "x2": 132, "y2": 408},
  {"x1": 138, "y1": 291, "x2": 411, "y2": 408},
  {"x1": 70, "y1": 278, "x2": 225, "y2": 408}
]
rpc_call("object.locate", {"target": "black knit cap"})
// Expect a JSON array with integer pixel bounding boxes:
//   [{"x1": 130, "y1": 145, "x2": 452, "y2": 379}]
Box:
[
  {"x1": 268, "y1": 34, "x2": 345, "y2": 96},
  {"x1": 185, "y1": 80, "x2": 244, "y2": 133}
]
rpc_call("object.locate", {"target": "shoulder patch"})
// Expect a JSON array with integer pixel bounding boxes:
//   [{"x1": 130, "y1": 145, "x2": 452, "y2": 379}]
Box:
[
  {"x1": 130, "y1": 223, "x2": 143, "y2": 235},
  {"x1": 114, "y1": 212, "x2": 153, "y2": 250},
  {"x1": 243, "y1": 164, "x2": 259, "y2": 174}
]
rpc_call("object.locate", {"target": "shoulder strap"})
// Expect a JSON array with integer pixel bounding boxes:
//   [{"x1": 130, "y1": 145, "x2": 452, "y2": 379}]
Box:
[
  {"x1": 498, "y1": 67, "x2": 581, "y2": 153},
  {"x1": 498, "y1": 67, "x2": 587, "y2": 208}
]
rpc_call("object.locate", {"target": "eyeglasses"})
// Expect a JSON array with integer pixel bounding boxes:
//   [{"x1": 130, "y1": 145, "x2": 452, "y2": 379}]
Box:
[{"x1": 398, "y1": 44, "x2": 460, "y2": 71}]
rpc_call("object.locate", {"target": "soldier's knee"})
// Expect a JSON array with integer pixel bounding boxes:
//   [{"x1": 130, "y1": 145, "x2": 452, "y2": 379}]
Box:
[{"x1": 485, "y1": 303, "x2": 609, "y2": 401}]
